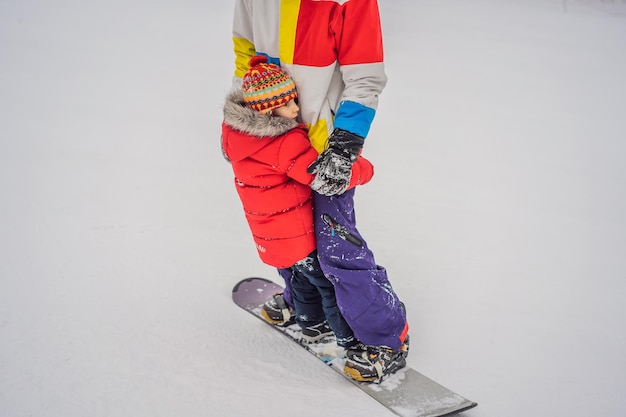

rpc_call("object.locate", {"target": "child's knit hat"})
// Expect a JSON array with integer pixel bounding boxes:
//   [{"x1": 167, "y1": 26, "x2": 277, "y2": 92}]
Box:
[{"x1": 242, "y1": 55, "x2": 297, "y2": 112}]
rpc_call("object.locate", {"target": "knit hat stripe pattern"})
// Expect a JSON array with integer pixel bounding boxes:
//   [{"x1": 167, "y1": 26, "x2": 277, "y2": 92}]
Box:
[{"x1": 242, "y1": 56, "x2": 297, "y2": 112}]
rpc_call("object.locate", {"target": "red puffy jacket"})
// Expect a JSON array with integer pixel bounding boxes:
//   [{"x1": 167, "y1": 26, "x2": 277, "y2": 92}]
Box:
[{"x1": 222, "y1": 91, "x2": 374, "y2": 268}]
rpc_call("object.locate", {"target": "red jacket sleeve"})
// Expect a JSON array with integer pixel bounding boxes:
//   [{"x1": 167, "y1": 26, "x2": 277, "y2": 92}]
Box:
[
  {"x1": 277, "y1": 127, "x2": 374, "y2": 190},
  {"x1": 347, "y1": 156, "x2": 374, "y2": 190},
  {"x1": 277, "y1": 128, "x2": 317, "y2": 186}
]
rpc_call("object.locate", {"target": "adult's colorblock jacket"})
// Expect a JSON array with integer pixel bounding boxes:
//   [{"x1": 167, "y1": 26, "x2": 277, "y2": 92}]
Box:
[
  {"x1": 221, "y1": 91, "x2": 374, "y2": 268},
  {"x1": 231, "y1": 0, "x2": 387, "y2": 152}
]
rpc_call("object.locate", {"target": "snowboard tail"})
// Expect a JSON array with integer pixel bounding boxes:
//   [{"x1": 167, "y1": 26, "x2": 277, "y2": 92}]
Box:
[{"x1": 232, "y1": 277, "x2": 477, "y2": 417}]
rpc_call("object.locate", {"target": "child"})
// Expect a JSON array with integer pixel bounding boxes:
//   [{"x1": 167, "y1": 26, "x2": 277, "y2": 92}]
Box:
[{"x1": 222, "y1": 56, "x2": 373, "y2": 347}]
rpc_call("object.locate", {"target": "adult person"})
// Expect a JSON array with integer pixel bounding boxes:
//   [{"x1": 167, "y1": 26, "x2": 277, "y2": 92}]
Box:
[{"x1": 230, "y1": 0, "x2": 409, "y2": 382}]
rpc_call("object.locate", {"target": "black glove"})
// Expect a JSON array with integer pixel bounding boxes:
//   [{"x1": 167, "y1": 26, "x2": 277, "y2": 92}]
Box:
[{"x1": 308, "y1": 129, "x2": 364, "y2": 196}]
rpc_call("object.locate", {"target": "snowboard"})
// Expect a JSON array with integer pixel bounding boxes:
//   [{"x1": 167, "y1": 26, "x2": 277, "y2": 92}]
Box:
[{"x1": 232, "y1": 277, "x2": 478, "y2": 417}]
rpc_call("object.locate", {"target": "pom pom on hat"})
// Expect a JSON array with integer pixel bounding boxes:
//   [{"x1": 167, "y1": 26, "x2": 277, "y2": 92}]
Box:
[
  {"x1": 242, "y1": 55, "x2": 297, "y2": 112},
  {"x1": 247, "y1": 55, "x2": 269, "y2": 68}
]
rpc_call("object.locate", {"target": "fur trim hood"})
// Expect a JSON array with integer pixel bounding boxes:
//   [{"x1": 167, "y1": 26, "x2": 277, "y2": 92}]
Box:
[{"x1": 223, "y1": 90, "x2": 299, "y2": 138}]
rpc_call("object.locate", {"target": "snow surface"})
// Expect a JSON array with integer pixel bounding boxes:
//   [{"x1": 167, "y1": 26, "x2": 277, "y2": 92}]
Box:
[{"x1": 1, "y1": 0, "x2": 626, "y2": 416}]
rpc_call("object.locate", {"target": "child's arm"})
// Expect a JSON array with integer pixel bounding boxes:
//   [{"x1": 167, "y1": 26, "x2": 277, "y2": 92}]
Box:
[
  {"x1": 278, "y1": 129, "x2": 319, "y2": 185},
  {"x1": 348, "y1": 156, "x2": 374, "y2": 188},
  {"x1": 279, "y1": 129, "x2": 374, "y2": 190}
]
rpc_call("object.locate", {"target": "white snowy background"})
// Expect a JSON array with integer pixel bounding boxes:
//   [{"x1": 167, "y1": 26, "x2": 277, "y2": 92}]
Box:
[{"x1": 1, "y1": 0, "x2": 626, "y2": 416}]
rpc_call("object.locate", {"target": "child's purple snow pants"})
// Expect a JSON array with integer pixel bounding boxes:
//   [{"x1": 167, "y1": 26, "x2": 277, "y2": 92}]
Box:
[{"x1": 312, "y1": 188, "x2": 408, "y2": 350}]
